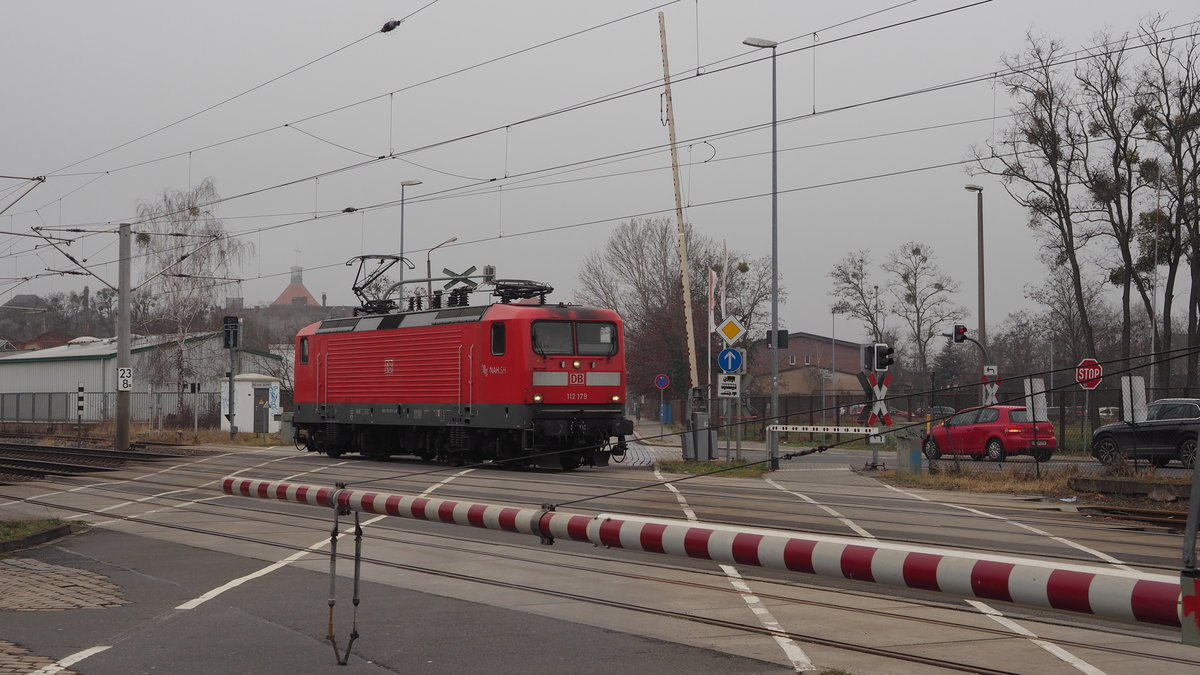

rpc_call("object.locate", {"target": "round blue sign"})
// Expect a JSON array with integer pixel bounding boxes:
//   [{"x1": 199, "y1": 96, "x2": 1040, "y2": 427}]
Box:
[
  {"x1": 654, "y1": 373, "x2": 670, "y2": 389},
  {"x1": 718, "y1": 347, "x2": 743, "y2": 373}
]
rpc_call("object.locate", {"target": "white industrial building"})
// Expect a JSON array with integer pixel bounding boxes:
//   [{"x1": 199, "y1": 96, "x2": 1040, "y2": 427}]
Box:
[{"x1": 0, "y1": 332, "x2": 282, "y2": 425}]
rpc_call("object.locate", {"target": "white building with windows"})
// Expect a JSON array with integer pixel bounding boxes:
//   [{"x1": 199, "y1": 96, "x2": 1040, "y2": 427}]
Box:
[{"x1": 0, "y1": 332, "x2": 282, "y2": 424}]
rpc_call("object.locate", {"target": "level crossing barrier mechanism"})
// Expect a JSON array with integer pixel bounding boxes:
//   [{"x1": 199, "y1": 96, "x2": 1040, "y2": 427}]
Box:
[
  {"x1": 222, "y1": 476, "x2": 1182, "y2": 631},
  {"x1": 767, "y1": 424, "x2": 886, "y2": 471}
]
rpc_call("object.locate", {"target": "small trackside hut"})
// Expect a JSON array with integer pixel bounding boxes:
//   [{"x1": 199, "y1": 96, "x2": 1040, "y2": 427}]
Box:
[{"x1": 291, "y1": 257, "x2": 633, "y2": 470}]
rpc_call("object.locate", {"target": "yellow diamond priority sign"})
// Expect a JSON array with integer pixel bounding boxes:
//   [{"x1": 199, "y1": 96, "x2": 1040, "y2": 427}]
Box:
[{"x1": 717, "y1": 316, "x2": 747, "y2": 345}]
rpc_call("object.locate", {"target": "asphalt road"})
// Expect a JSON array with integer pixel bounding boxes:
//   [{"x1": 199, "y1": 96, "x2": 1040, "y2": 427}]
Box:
[
  {"x1": 1, "y1": 441, "x2": 1196, "y2": 673},
  {"x1": 5, "y1": 529, "x2": 786, "y2": 674}
]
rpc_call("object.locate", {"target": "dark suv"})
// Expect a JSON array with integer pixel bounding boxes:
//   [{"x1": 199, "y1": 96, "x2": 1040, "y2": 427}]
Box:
[{"x1": 1091, "y1": 398, "x2": 1200, "y2": 468}]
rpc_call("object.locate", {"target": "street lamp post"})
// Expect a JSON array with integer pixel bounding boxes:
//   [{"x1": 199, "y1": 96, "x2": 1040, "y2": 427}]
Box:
[
  {"x1": 965, "y1": 184, "x2": 986, "y2": 397},
  {"x1": 427, "y1": 236, "x2": 458, "y2": 302},
  {"x1": 744, "y1": 36, "x2": 779, "y2": 470},
  {"x1": 399, "y1": 179, "x2": 422, "y2": 289}
]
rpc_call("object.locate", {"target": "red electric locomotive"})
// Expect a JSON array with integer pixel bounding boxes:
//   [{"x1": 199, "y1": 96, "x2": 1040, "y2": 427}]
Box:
[{"x1": 292, "y1": 269, "x2": 633, "y2": 469}]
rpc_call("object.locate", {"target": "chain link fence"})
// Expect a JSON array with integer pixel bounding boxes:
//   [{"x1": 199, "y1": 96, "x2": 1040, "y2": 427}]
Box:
[{"x1": 648, "y1": 383, "x2": 1197, "y2": 479}]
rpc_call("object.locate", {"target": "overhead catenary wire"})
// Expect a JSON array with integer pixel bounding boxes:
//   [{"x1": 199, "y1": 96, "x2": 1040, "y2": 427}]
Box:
[
  {"x1": 14, "y1": 11, "x2": 1196, "y2": 248},
  {"x1": 0, "y1": 6, "x2": 1180, "y2": 303},
  {"x1": 10, "y1": 0, "x2": 994, "y2": 226},
  {"x1": 4, "y1": 10, "x2": 1196, "y2": 306}
]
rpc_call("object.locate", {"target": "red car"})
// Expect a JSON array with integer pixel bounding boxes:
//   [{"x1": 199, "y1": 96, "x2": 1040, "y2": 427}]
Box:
[{"x1": 921, "y1": 405, "x2": 1056, "y2": 462}]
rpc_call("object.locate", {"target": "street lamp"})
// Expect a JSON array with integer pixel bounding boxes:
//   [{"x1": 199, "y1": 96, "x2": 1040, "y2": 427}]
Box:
[
  {"x1": 964, "y1": 183, "x2": 984, "y2": 355},
  {"x1": 399, "y1": 179, "x2": 422, "y2": 289},
  {"x1": 965, "y1": 184, "x2": 986, "y2": 383},
  {"x1": 744, "y1": 36, "x2": 780, "y2": 470},
  {"x1": 427, "y1": 236, "x2": 457, "y2": 302}
]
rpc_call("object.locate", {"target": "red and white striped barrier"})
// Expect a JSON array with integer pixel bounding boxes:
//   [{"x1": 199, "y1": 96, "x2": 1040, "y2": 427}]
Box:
[{"x1": 222, "y1": 476, "x2": 1181, "y2": 628}]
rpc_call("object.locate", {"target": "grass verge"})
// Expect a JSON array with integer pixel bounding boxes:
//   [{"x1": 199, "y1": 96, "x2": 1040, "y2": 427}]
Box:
[
  {"x1": 882, "y1": 468, "x2": 1078, "y2": 498},
  {"x1": 0, "y1": 519, "x2": 67, "y2": 543},
  {"x1": 658, "y1": 459, "x2": 770, "y2": 478},
  {"x1": 880, "y1": 466, "x2": 1189, "y2": 511}
]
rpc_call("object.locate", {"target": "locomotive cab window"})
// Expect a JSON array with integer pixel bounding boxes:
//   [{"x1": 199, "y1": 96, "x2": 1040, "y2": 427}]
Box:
[
  {"x1": 491, "y1": 322, "x2": 506, "y2": 356},
  {"x1": 299, "y1": 337, "x2": 309, "y2": 364},
  {"x1": 577, "y1": 322, "x2": 617, "y2": 356},
  {"x1": 532, "y1": 320, "x2": 618, "y2": 356},
  {"x1": 532, "y1": 321, "x2": 573, "y2": 355}
]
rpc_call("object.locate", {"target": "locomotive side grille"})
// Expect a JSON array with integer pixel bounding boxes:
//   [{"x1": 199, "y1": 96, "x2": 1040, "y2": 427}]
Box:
[
  {"x1": 449, "y1": 424, "x2": 466, "y2": 450},
  {"x1": 325, "y1": 328, "x2": 464, "y2": 401}
]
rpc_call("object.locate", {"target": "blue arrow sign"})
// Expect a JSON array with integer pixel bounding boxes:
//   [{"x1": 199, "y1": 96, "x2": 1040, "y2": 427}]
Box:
[{"x1": 718, "y1": 348, "x2": 743, "y2": 373}]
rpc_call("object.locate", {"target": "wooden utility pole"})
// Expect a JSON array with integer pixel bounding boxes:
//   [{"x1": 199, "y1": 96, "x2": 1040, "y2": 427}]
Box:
[{"x1": 658, "y1": 12, "x2": 699, "y2": 390}]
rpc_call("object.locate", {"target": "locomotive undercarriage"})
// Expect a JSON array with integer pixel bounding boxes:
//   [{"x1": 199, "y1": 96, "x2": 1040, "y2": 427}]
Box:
[{"x1": 294, "y1": 405, "x2": 630, "y2": 470}]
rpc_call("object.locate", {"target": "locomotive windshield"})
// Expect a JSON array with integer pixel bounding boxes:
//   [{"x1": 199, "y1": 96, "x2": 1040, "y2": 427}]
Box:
[
  {"x1": 532, "y1": 321, "x2": 617, "y2": 356},
  {"x1": 577, "y1": 322, "x2": 617, "y2": 355}
]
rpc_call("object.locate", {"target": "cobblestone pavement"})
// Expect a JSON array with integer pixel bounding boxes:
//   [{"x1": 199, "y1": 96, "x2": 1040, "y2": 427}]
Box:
[
  {"x1": 0, "y1": 640, "x2": 77, "y2": 675},
  {"x1": 619, "y1": 440, "x2": 679, "y2": 466},
  {"x1": 0, "y1": 557, "x2": 125, "y2": 673},
  {"x1": 0, "y1": 558, "x2": 127, "y2": 611}
]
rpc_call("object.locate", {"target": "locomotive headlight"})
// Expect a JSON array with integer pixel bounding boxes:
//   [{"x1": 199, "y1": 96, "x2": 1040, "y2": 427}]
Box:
[
  {"x1": 573, "y1": 360, "x2": 582, "y2": 369},
  {"x1": 612, "y1": 395, "x2": 621, "y2": 402},
  {"x1": 533, "y1": 393, "x2": 543, "y2": 403}
]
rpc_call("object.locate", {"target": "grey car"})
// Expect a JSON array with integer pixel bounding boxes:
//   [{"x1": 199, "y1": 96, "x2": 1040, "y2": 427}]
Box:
[{"x1": 1091, "y1": 398, "x2": 1200, "y2": 468}]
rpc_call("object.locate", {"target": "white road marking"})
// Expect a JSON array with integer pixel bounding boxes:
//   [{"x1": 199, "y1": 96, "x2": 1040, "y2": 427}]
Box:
[
  {"x1": 947, "y1": 504, "x2": 1136, "y2": 572},
  {"x1": 876, "y1": 481, "x2": 1106, "y2": 672},
  {"x1": 1, "y1": 449, "x2": 258, "y2": 510},
  {"x1": 966, "y1": 600, "x2": 1107, "y2": 675},
  {"x1": 656, "y1": 469, "x2": 815, "y2": 672},
  {"x1": 765, "y1": 477, "x2": 875, "y2": 540},
  {"x1": 30, "y1": 645, "x2": 111, "y2": 674},
  {"x1": 78, "y1": 452, "x2": 305, "y2": 525},
  {"x1": 175, "y1": 468, "x2": 475, "y2": 610}
]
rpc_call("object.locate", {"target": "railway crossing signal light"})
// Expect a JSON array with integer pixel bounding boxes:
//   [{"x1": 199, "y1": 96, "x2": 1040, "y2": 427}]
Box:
[
  {"x1": 223, "y1": 316, "x2": 240, "y2": 349},
  {"x1": 874, "y1": 343, "x2": 895, "y2": 371},
  {"x1": 953, "y1": 324, "x2": 968, "y2": 343}
]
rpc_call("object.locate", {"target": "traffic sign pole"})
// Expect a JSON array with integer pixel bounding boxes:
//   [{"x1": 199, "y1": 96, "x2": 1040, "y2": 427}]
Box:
[
  {"x1": 1075, "y1": 358, "x2": 1103, "y2": 437},
  {"x1": 654, "y1": 373, "x2": 670, "y2": 439}
]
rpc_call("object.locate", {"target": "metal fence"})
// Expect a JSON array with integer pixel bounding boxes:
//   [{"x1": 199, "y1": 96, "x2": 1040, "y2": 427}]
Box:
[
  {"x1": 0, "y1": 391, "x2": 222, "y2": 428},
  {"x1": 650, "y1": 386, "x2": 1200, "y2": 480}
]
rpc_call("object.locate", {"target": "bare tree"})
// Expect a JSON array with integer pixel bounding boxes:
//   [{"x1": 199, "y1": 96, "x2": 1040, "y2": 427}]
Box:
[
  {"x1": 134, "y1": 177, "x2": 252, "y2": 390},
  {"x1": 973, "y1": 33, "x2": 1100, "y2": 359},
  {"x1": 883, "y1": 242, "x2": 965, "y2": 381},
  {"x1": 1077, "y1": 30, "x2": 1151, "y2": 372},
  {"x1": 828, "y1": 250, "x2": 887, "y2": 341},
  {"x1": 1025, "y1": 257, "x2": 1111, "y2": 366},
  {"x1": 1136, "y1": 17, "x2": 1200, "y2": 391},
  {"x1": 576, "y1": 217, "x2": 777, "y2": 400}
]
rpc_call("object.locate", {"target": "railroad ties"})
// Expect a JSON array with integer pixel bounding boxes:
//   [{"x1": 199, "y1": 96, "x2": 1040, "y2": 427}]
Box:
[{"x1": 0, "y1": 440, "x2": 180, "y2": 482}]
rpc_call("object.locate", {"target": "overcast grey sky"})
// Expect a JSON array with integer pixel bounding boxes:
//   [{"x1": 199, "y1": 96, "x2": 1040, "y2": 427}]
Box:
[{"x1": 2, "y1": 0, "x2": 1196, "y2": 344}]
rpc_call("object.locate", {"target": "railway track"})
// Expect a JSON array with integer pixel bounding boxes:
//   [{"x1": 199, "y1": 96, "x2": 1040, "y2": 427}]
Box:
[
  {"x1": 0, "y1": 441, "x2": 180, "y2": 481},
  {"x1": 1079, "y1": 505, "x2": 1191, "y2": 530},
  {"x1": 2, "y1": 446, "x2": 1192, "y2": 672}
]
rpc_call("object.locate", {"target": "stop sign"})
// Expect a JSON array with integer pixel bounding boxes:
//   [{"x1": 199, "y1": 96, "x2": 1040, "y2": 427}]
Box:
[{"x1": 1076, "y1": 358, "x2": 1103, "y2": 390}]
